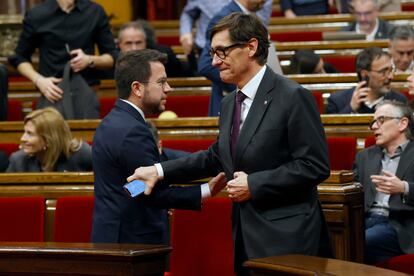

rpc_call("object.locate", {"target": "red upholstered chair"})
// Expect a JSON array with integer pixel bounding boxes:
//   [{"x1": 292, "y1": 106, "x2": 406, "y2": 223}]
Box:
[
  {"x1": 364, "y1": 135, "x2": 376, "y2": 148},
  {"x1": 54, "y1": 196, "x2": 94, "y2": 242},
  {"x1": 99, "y1": 97, "x2": 116, "y2": 118},
  {"x1": 0, "y1": 143, "x2": 20, "y2": 156},
  {"x1": 323, "y1": 55, "x2": 356, "y2": 73},
  {"x1": 376, "y1": 254, "x2": 414, "y2": 274},
  {"x1": 327, "y1": 137, "x2": 357, "y2": 170},
  {"x1": 312, "y1": 92, "x2": 324, "y2": 113},
  {"x1": 162, "y1": 139, "x2": 215, "y2": 152},
  {"x1": 164, "y1": 95, "x2": 210, "y2": 117},
  {"x1": 0, "y1": 197, "x2": 45, "y2": 242},
  {"x1": 168, "y1": 197, "x2": 234, "y2": 276},
  {"x1": 7, "y1": 100, "x2": 23, "y2": 121},
  {"x1": 156, "y1": 36, "x2": 180, "y2": 46},
  {"x1": 270, "y1": 31, "x2": 323, "y2": 42}
]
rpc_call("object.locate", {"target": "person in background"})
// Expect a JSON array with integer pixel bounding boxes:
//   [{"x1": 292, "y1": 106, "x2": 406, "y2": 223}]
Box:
[
  {"x1": 128, "y1": 14, "x2": 331, "y2": 275},
  {"x1": 198, "y1": 0, "x2": 280, "y2": 116},
  {"x1": 8, "y1": 0, "x2": 117, "y2": 105},
  {"x1": 179, "y1": 0, "x2": 273, "y2": 71},
  {"x1": 288, "y1": 49, "x2": 338, "y2": 74},
  {"x1": 91, "y1": 49, "x2": 226, "y2": 244},
  {"x1": 336, "y1": 0, "x2": 400, "y2": 13},
  {"x1": 354, "y1": 100, "x2": 414, "y2": 264},
  {"x1": 7, "y1": 107, "x2": 92, "y2": 172},
  {"x1": 327, "y1": 47, "x2": 406, "y2": 114},
  {"x1": 389, "y1": 26, "x2": 414, "y2": 74},
  {"x1": 281, "y1": 0, "x2": 332, "y2": 18},
  {"x1": 341, "y1": 0, "x2": 393, "y2": 41},
  {"x1": 134, "y1": 19, "x2": 194, "y2": 77}
]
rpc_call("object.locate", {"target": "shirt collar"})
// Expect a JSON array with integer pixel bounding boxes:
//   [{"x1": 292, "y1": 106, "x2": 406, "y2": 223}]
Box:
[
  {"x1": 234, "y1": 0, "x2": 251, "y2": 14},
  {"x1": 356, "y1": 18, "x2": 379, "y2": 41},
  {"x1": 120, "y1": 99, "x2": 145, "y2": 120},
  {"x1": 237, "y1": 65, "x2": 266, "y2": 101},
  {"x1": 382, "y1": 140, "x2": 409, "y2": 158},
  {"x1": 365, "y1": 95, "x2": 384, "y2": 109}
]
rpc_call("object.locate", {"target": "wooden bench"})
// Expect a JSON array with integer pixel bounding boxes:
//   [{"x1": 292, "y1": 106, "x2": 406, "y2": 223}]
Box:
[
  {"x1": 0, "y1": 170, "x2": 363, "y2": 262},
  {"x1": 0, "y1": 242, "x2": 171, "y2": 276},
  {"x1": 244, "y1": 254, "x2": 410, "y2": 275}
]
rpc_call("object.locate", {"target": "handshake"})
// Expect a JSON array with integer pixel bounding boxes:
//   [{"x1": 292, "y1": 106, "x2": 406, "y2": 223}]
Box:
[{"x1": 127, "y1": 166, "x2": 252, "y2": 202}]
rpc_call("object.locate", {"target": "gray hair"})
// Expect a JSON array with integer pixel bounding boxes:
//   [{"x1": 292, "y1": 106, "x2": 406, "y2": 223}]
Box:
[
  {"x1": 376, "y1": 100, "x2": 414, "y2": 139},
  {"x1": 389, "y1": 26, "x2": 414, "y2": 42}
]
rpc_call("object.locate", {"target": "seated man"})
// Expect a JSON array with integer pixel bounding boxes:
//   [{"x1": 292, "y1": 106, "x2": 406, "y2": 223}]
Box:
[
  {"x1": 327, "y1": 47, "x2": 406, "y2": 114},
  {"x1": 389, "y1": 26, "x2": 414, "y2": 74},
  {"x1": 341, "y1": 0, "x2": 393, "y2": 41},
  {"x1": 354, "y1": 100, "x2": 414, "y2": 264}
]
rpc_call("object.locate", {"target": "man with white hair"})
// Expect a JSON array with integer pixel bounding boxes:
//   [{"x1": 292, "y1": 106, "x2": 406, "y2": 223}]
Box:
[
  {"x1": 354, "y1": 100, "x2": 414, "y2": 264},
  {"x1": 389, "y1": 26, "x2": 414, "y2": 73}
]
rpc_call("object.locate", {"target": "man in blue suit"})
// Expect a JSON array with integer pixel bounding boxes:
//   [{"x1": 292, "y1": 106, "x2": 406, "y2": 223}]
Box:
[
  {"x1": 198, "y1": 0, "x2": 272, "y2": 116},
  {"x1": 327, "y1": 47, "x2": 407, "y2": 114},
  {"x1": 91, "y1": 49, "x2": 226, "y2": 244}
]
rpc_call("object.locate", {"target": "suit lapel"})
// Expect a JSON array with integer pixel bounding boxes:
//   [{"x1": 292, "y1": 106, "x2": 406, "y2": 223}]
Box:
[
  {"x1": 366, "y1": 146, "x2": 383, "y2": 197},
  {"x1": 235, "y1": 68, "x2": 275, "y2": 165},
  {"x1": 396, "y1": 141, "x2": 414, "y2": 178}
]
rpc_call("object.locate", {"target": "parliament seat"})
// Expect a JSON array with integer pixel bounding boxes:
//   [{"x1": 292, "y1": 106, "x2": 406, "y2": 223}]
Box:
[
  {"x1": 376, "y1": 254, "x2": 414, "y2": 275},
  {"x1": 168, "y1": 197, "x2": 234, "y2": 276},
  {"x1": 270, "y1": 31, "x2": 323, "y2": 42},
  {"x1": 327, "y1": 137, "x2": 357, "y2": 170},
  {"x1": 7, "y1": 99, "x2": 23, "y2": 121},
  {"x1": 323, "y1": 55, "x2": 356, "y2": 73},
  {"x1": 0, "y1": 197, "x2": 45, "y2": 242},
  {"x1": 0, "y1": 143, "x2": 19, "y2": 156},
  {"x1": 364, "y1": 135, "x2": 376, "y2": 148},
  {"x1": 53, "y1": 196, "x2": 94, "y2": 242},
  {"x1": 162, "y1": 138, "x2": 215, "y2": 152}
]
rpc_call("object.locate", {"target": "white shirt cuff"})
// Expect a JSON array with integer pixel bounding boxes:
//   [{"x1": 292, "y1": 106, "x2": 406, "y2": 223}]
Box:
[
  {"x1": 154, "y1": 163, "x2": 164, "y2": 179},
  {"x1": 201, "y1": 183, "x2": 211, "y2": 199},
  {"x1": 403, "y1": 181, "x2": 409, "y2": 196}
]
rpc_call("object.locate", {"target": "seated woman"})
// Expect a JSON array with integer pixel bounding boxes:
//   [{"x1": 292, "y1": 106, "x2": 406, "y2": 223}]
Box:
[
  {"x1": 7, "y1": 107, "x2": 92, "y2": 172},
  {"x1": 288, "y1": 49, "x2": 338, "y2": 74}
]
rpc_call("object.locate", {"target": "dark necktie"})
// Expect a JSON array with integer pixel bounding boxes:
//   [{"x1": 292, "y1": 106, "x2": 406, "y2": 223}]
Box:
[{"x1": 231, "y1": 91, "x2": 247, "y2": 160}]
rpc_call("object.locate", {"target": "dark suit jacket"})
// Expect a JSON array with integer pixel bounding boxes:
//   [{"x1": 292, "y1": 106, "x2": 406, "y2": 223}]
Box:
[
  {"x1": 91, "y1": 100, "x2": 201, "y2": 244},
  {"x1": 341, "y1": 19, "x2": 393, "y2": 39},
  {"x1": 354, "y1": 141, "x2": 414, "y2": 253},
  {"x1": 6, "y1": 142, "x2": 92, "y2": 172},
  {"x1": 161, "y1": 67, "x2": 332, "y2": 269},
  {"x1": 327, "y1": 88, "x2": 407, "y2": 114},
  {"x1": 197, "y1": 1, "x2": 240, "y2": 116}
]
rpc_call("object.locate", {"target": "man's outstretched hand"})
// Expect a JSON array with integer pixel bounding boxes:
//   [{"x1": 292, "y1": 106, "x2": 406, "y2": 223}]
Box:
[{"x1": 127, "y1": 166, "x2": 160, "y2": 195}]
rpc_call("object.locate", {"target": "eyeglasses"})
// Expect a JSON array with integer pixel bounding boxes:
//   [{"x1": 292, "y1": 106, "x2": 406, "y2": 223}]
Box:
[
  {"x1": 141, "y1": 78, "x2": 169, "y2": 90},
  {"x1": 369, "y1": 66, "x2": 394, "y2": 77},
  {"x1": 369, "y1": 116, "x2": 401, "y2": 130},
  {"x1": 209, "y1": 42, "x2": 247, "y2": 59}
]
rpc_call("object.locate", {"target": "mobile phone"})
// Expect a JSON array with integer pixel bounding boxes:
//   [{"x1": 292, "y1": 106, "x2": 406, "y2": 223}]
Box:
[
  {"x1": 360, "y1": 75, "x2": 369, "y2": 88},
  {"x1": 123, "y1": 180, "x2": 146, "y2": 197}
]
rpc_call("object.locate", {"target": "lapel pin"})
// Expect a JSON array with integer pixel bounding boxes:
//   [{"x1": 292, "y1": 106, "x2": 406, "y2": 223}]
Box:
[{"x1": 264, "y1": 100, "x2": 268, "y2": 105}]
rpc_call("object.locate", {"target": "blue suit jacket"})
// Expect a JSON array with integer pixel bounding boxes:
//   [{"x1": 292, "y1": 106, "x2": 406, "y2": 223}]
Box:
[
  {"x1": 327, "y1": 88, "x2": 407, "y2": 114},
  {"x1": 197, "y1": 1, "x2": 241, "y2": 116},
  {"x1": 91, "y1": 99, "x2": 201, "y2": 244}
]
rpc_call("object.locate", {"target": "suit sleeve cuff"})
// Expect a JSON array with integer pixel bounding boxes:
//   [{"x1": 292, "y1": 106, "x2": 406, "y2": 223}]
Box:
[
  {"x1": 154, "y1": 163, "x2": 164, "y2": 179},
  {"x1": 403, "y1": 181, "x2": 409, "y2": 195}
]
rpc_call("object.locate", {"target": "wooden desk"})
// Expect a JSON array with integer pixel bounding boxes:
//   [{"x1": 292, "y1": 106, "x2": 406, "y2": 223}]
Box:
[
  {"x1": 0, "y1": 242, "x2": 171, "y2": 276},
  {"x1": 244, "y1": 254, "x2": 410, "y2": 276},
  {"x1": 0, "y1": 171, "x2": 363, "y2": 262}
]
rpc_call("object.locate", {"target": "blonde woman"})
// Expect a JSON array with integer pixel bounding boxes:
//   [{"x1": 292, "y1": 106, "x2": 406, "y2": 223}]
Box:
[{"x1": 7, "y1": 107, "x2": 92, "y2": 172}]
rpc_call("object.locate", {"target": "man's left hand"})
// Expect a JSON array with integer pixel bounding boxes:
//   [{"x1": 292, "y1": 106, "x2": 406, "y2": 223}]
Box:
[
  {"x1": 371, "y1": 170, "x2": 406, "y2": 194},
  {"x1": 227, "y1": 171, "x2": 251, "y2": 202},
  {"x1": 70, "y1": 49, "x2": 91, "y2": 72}
]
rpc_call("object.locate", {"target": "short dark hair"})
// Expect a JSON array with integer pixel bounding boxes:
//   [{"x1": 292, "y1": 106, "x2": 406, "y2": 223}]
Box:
[
  {"x1": 115, "y1": 49, "x2": 167, "y2": 99},
  {"x1": 356, "y1": 47, "x2": 390, "y2": 79},
  {"x1": 389, "y1": 26, "x2": 414, "y2": 42},
  {"x1": 209, "y1": 13, "x2": 269, "y2": 65},
  {"x1": 289, "y1": 49, "x2": 321, "y2": 74},
  {"x1": 135, "y1": 19, "x2": 157, "y2": 48},
  {"x1": 118, "y1": 21, "x2": 146, "y2": 41},
  {"x1": 376, "y1": 100, "x2": 414, "y2": 139}
]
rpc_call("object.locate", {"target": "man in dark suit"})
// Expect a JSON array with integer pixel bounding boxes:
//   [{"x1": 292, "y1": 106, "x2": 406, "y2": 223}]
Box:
[
  {"x1": 341, "y1": 0, "x2": 393, "y2": 40},
  {"x1": 354, "y1": 100, "x2": 414, "y2": 264},
  {"x1": 327, "y1": 47, "x2": 407, "y2": 114},
  {"x1": 91, "y1": 49, "x2": 226, "y2": 244},
  {"x1": 128, "y1": 14, "x2": 331, "y2": 275}
]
